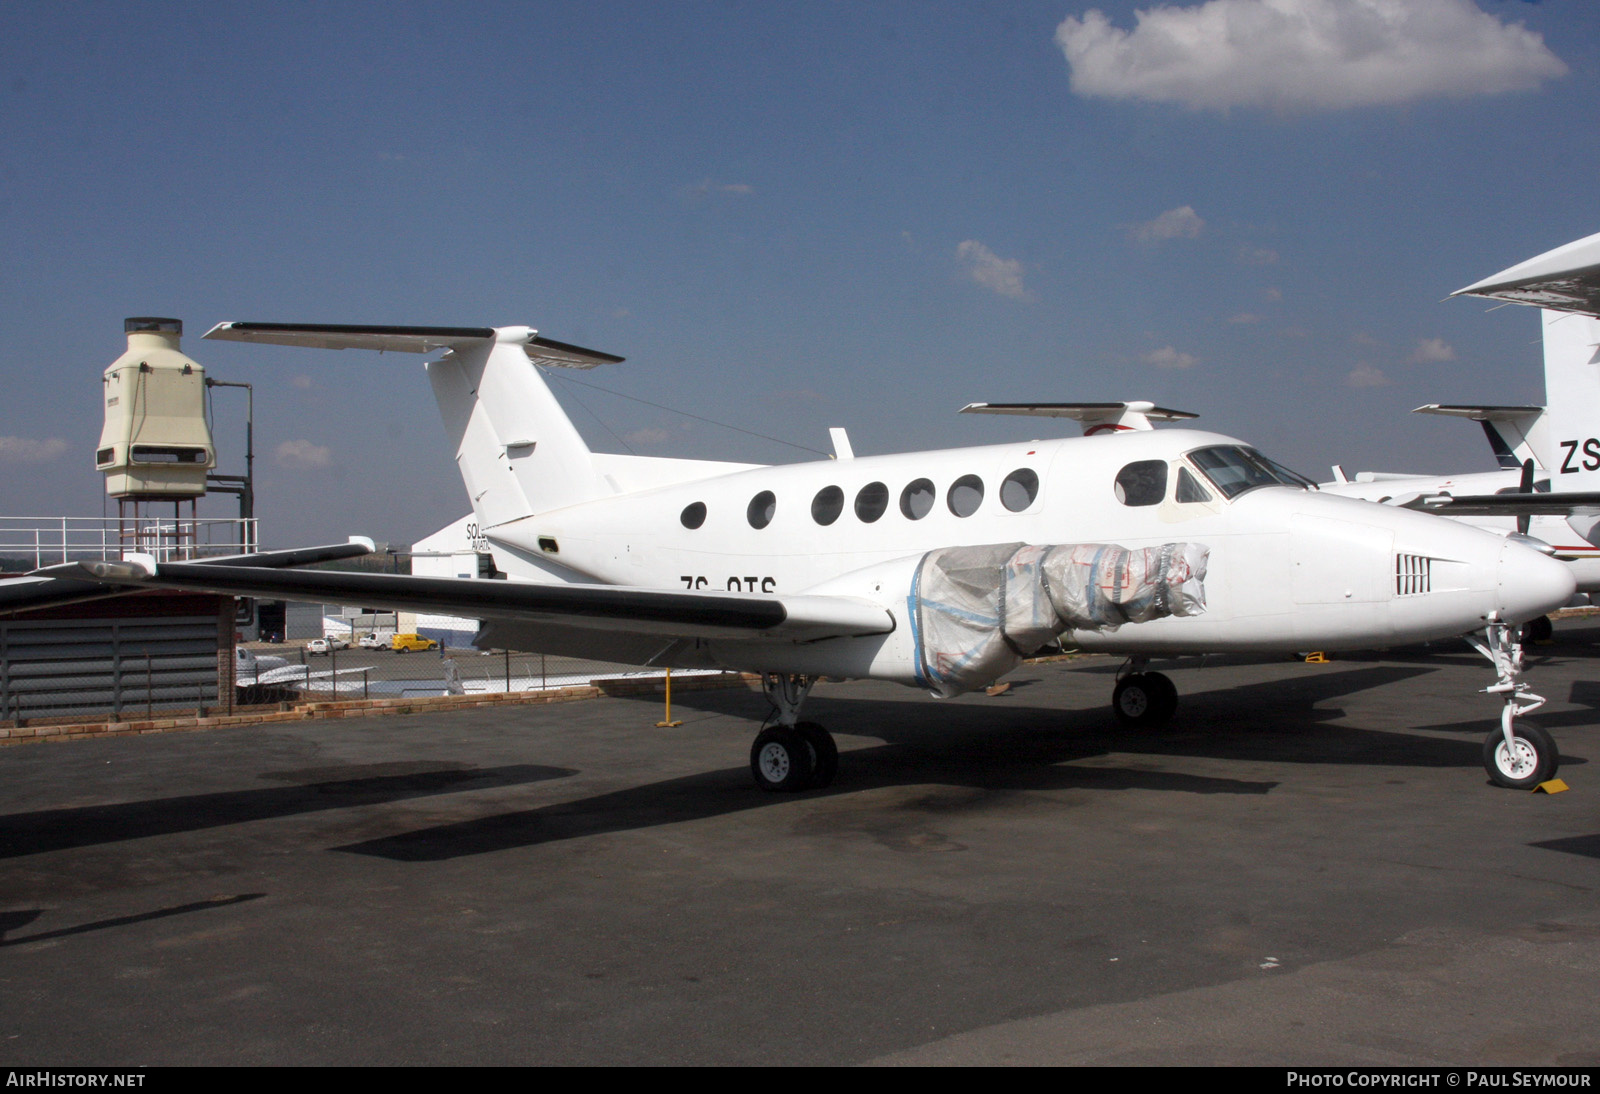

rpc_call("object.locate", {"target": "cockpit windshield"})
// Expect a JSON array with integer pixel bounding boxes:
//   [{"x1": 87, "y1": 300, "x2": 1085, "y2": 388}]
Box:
[{"x1": 1188, "y1": 445, "x2": 1316, "y2": 499}]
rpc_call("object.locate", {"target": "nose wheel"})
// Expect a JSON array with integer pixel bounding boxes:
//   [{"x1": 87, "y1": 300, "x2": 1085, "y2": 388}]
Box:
[{"x1": 1468, "y1": 619, "x2": 1560, "y2": 789}]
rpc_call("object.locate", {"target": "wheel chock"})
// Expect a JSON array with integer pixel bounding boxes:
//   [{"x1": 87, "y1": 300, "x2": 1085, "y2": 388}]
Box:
[
  {"x1": 1534, "y1": 778, "x2": 1569, "y2": 794},
  {"x1": 1304, "y1": 652, "x2": 1329, "y2": 664},
  {"x1": 985, "y1": 682, "x2": 1012, "y2": 697}
]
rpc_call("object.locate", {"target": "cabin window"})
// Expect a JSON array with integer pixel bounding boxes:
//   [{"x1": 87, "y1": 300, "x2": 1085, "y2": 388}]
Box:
[
  {"x1": 1000, "y1": 468, "x2": 1038, "y2": 512},
  {"x1": 900, "y1": 478, "x2": 936, "y2": 520},
  {"x1": 855, "y1": 481, "x2": 889, "y2": 523},
  {"x1": 1114, "y1": 460, "x2": 1167, "y2": 507},
  {"x1": 747, "y1": 490, "x2": 777, "y2": 529},
  {"x1": 1175, "y1": 467, "x2": 1211, "y2": 504},
  {"x1": 947, "y1": 475, "x2": 984, "y2": 517},
  {"x1": 680, "y1": 502, "x2": 707, "y2": 530},
  {"x1": 811, "y1": 485, "x2": 845, "y2": 526}
]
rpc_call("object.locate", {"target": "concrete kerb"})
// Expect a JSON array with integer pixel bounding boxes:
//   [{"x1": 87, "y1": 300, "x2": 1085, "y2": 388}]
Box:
[{"x1": 0, "y1": 671, "x2": 767, "y2": 746}]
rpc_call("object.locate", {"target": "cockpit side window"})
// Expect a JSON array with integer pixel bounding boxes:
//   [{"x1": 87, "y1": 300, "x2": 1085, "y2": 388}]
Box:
[
  {"x1": 1114, "y1": 460, "x2": 1168, "y2": 506},
  {"x1": 1175, "y1": 466, "x2": 1212, "y2": 504},
  {"x1": 1189, "y1": 445, "x2": 1312, "y2": 499}
]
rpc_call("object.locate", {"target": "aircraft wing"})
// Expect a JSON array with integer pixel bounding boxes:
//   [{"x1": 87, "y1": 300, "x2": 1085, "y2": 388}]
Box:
[
  {"x1": 204, "y1": 322, "x2": 625, "y2": 369},
  {"x1": 54, "y1": 561, "x2": 895, "y2": 643},
  {"x1": 1400, "y1": 493, "x2": 1600, "y2": 517},
  {"x1": 1, "y1": 539, "x2": 376, "y2": 616},
  {"x1": 1452, "y1": 230, "x2": 1600, "y2": 317}
]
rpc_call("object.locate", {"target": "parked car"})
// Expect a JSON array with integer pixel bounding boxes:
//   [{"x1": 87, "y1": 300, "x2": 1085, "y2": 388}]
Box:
[
  {"x1": 307, "y1": 638, "x2": 332, "y2": 655},
  {"x1": 391, "y1": 633, "x2": 440, "y2": 653},
  {"x1": 357, "y1": 633, "x2": 388, "y2": 650}
]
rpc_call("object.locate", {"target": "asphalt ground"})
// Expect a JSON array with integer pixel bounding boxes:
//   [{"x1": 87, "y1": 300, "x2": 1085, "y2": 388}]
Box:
[{"x1": 3, "y1": 622, "x2": 1600, "y2": 1066}]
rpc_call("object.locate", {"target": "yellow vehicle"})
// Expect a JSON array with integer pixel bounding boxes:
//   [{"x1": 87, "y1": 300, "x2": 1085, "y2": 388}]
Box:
[{"x1": 391, "y1": 633, "x2": 440, "y2": 653}]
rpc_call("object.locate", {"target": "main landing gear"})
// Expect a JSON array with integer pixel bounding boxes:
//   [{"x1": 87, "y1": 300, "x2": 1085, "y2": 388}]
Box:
[
  {"x1": 1467, "y1": 617, "x2": 1560, "y2": 790},
  {"x1": 1112, "y1": 659, "x2": 1178, "y2": 727},
  {"x1": 750, "y1": 674, "x2": 839, "y2": 792}
]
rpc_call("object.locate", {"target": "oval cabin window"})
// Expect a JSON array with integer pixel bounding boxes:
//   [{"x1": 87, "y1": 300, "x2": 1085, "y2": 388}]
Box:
[
  {"x1": 900, "y1": 479, "x2": 935, "y2": 520},
  {"x1": 1000, "y1": 468, "x2": 1039, "y2": 512},
  {"x1": 855, "y1": 482, "x2": 889, "y2": 523},
  {"x1": 747, "y1": 491, "x2": 777, "y2": 529},
  {"x1": 947, "y1": 475, "x2": 984, "y2": 517},
  {"x1": 811, "y1": 486, "x2": 845, "y2": 526}
]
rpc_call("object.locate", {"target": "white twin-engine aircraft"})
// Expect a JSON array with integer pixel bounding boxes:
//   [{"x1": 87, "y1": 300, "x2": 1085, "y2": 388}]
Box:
[{"x1": 69, "y1": 321, "x2": 1575, "y2": 793}]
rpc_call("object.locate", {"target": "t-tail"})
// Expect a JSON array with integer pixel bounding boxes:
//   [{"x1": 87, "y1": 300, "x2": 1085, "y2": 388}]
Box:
[
  {"x1": 204, "y1": 322, "x2": 624, "y2": 529},
  {"x1": 1451, "y1": 229, "x2": 1600, "y2": 544}
]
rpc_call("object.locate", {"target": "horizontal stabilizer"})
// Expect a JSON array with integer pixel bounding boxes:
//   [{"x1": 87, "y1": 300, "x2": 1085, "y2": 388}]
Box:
[
  {"x1": 1452, "y1": 230, "x2": 1600, "y2": 317},
  {"x1": 62, "y1": 564, "x2": 896, "y2": 643},
  {"x1": 205, "y1": 322, "x2": 624, "y2": 368},
  {"x1": 960, "y1": 401, "x2": 1196, "y2": 435},
  {"x1": 1413, "y1": 404, "x2": 1543, "y2": 422}
]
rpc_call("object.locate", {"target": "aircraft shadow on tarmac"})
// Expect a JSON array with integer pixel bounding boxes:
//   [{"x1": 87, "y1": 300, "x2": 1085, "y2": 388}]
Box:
[
  {"x1": 1531, "y1": 834, "x2": 1600, "y2": 861},
  {"x1": 338, "y1": 663, "x2": 1492, "y2": 864},
  {"x1": 0, "y1": 894, "x2": 264, "y2": 947},
  {"x1": 0, "y1": 764, "x2": 574, "y2": 858}
]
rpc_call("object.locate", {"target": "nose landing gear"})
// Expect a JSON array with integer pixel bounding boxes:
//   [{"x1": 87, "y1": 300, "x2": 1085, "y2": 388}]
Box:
[{"x1": 1468, "y1": 617, "x2": 1559, "y2": 789}]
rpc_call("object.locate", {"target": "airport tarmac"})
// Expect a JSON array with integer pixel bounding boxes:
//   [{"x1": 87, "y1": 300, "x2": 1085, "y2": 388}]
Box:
[{"x1": 2, "y1": 623, "x2": 1599, "y2": 1066}]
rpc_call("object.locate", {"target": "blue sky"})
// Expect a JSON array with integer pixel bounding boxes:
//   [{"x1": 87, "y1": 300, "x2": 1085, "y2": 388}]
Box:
[{"x1": 3, "y1": 0, "x2": 1597, "y2": 547}]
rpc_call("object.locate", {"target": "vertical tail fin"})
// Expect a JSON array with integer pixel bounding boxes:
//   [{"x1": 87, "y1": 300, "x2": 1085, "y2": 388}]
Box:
[
  {"x1": 1541, "y1": 308, "x2": 1600, "y2": 493},
  {"x1": 427, "y1": 327, "x2": 619, "y2": 527}
]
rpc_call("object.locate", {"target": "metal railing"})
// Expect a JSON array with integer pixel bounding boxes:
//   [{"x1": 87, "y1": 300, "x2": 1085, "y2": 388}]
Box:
[{"x1": 0, "y1": 516, "x2": 259, "y2": 569}]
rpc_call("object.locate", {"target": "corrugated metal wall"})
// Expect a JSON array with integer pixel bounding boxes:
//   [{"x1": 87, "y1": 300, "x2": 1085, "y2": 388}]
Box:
[{"x1": 0, "y1": 593, "x2": 232, "y2": 721}]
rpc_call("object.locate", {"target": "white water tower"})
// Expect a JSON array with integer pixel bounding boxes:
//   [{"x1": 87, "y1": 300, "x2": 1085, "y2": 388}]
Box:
[
  {"x1": 95, "y1": 318, "x2": 218, "y2": 554},
  {"x1": 96, "y1": 317, "x2": 216, "y2": 499}
]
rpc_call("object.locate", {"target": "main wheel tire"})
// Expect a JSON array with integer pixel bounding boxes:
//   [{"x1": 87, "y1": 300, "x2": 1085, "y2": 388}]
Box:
[
  {"x1": 750, "y1": 727, "x2": 816, "y2": 792},
  {"x1": 1144, "y1": 671, "x2": 1178, "y2": 725},
  {"x1": 1113, "y1": 673, "x2": 1175, "y2": 728},
  {"x1": 1521, "y1": 615, "x2": 1554, "y2": 644},
  {"x1": 1483, "y1": 723, "x2": 1560, "y2": 789},
  {"x1": 793, "y1": 722, "x2": 838, "y2": 789}
]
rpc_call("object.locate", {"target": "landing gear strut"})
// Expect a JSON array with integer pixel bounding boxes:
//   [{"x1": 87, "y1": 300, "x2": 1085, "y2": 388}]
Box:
[
  {"x1": 1112, "y1": 659, "x2": 1178, "y2": 727},
  {"x1": 1467, "y1": 617, "x2": 1559, "y2": 789},
  {"x1": 751, "y1": 674, "x2": 838, "y2": 792}
]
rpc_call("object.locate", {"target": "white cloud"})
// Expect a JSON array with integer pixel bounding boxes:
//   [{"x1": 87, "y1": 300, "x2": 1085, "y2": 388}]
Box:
[
  {"x1": 1410, "y1": 337, "x2": 1457, "y2": 362},
  {"x1": 1143, "y1": 345, "x2": 1198, "y2": 370},
  {"x1": 291, "y1": 375, "x2": 314, "y2": 390},
  {"x1": 274, "y1": 439, "x2": 332, "y2": 469},
  {"x1": 625, "y1": 427, "x2": 670, "y2": 446},
  {"x1": 1228, "y1": 312, "x2": 1264, "y2": 325},
  {"x1": 0, "y1": 436, "x2": 68, "y2": 463},
  {"x1": 1236, "y1": 244, "x2": 1279, "y2": 265},
  {"x1": 1056, "y1": 0, "x2": 1566, "y2": 113},
  {"x1": 956, "y1": 240, "x2": 1031, "y2": 300},
  {"x1": 1264, "y1": 287, "x2": 1283, "y2": 302},
  {"x1": 1346, "y1": 363, "x2": 1392, "y2": 387},
  {"x1": 1128, "y1": 205, "x2": 1205, "y2": 243},
  {"x1": 682, "y1": 178, "x2": 755, "y2": 199}
]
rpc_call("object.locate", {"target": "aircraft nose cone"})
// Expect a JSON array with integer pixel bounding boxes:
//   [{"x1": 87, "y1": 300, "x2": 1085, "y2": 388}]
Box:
[{"x1": 1497, "y1": 537, "x2": 1576, "y2": 623}]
